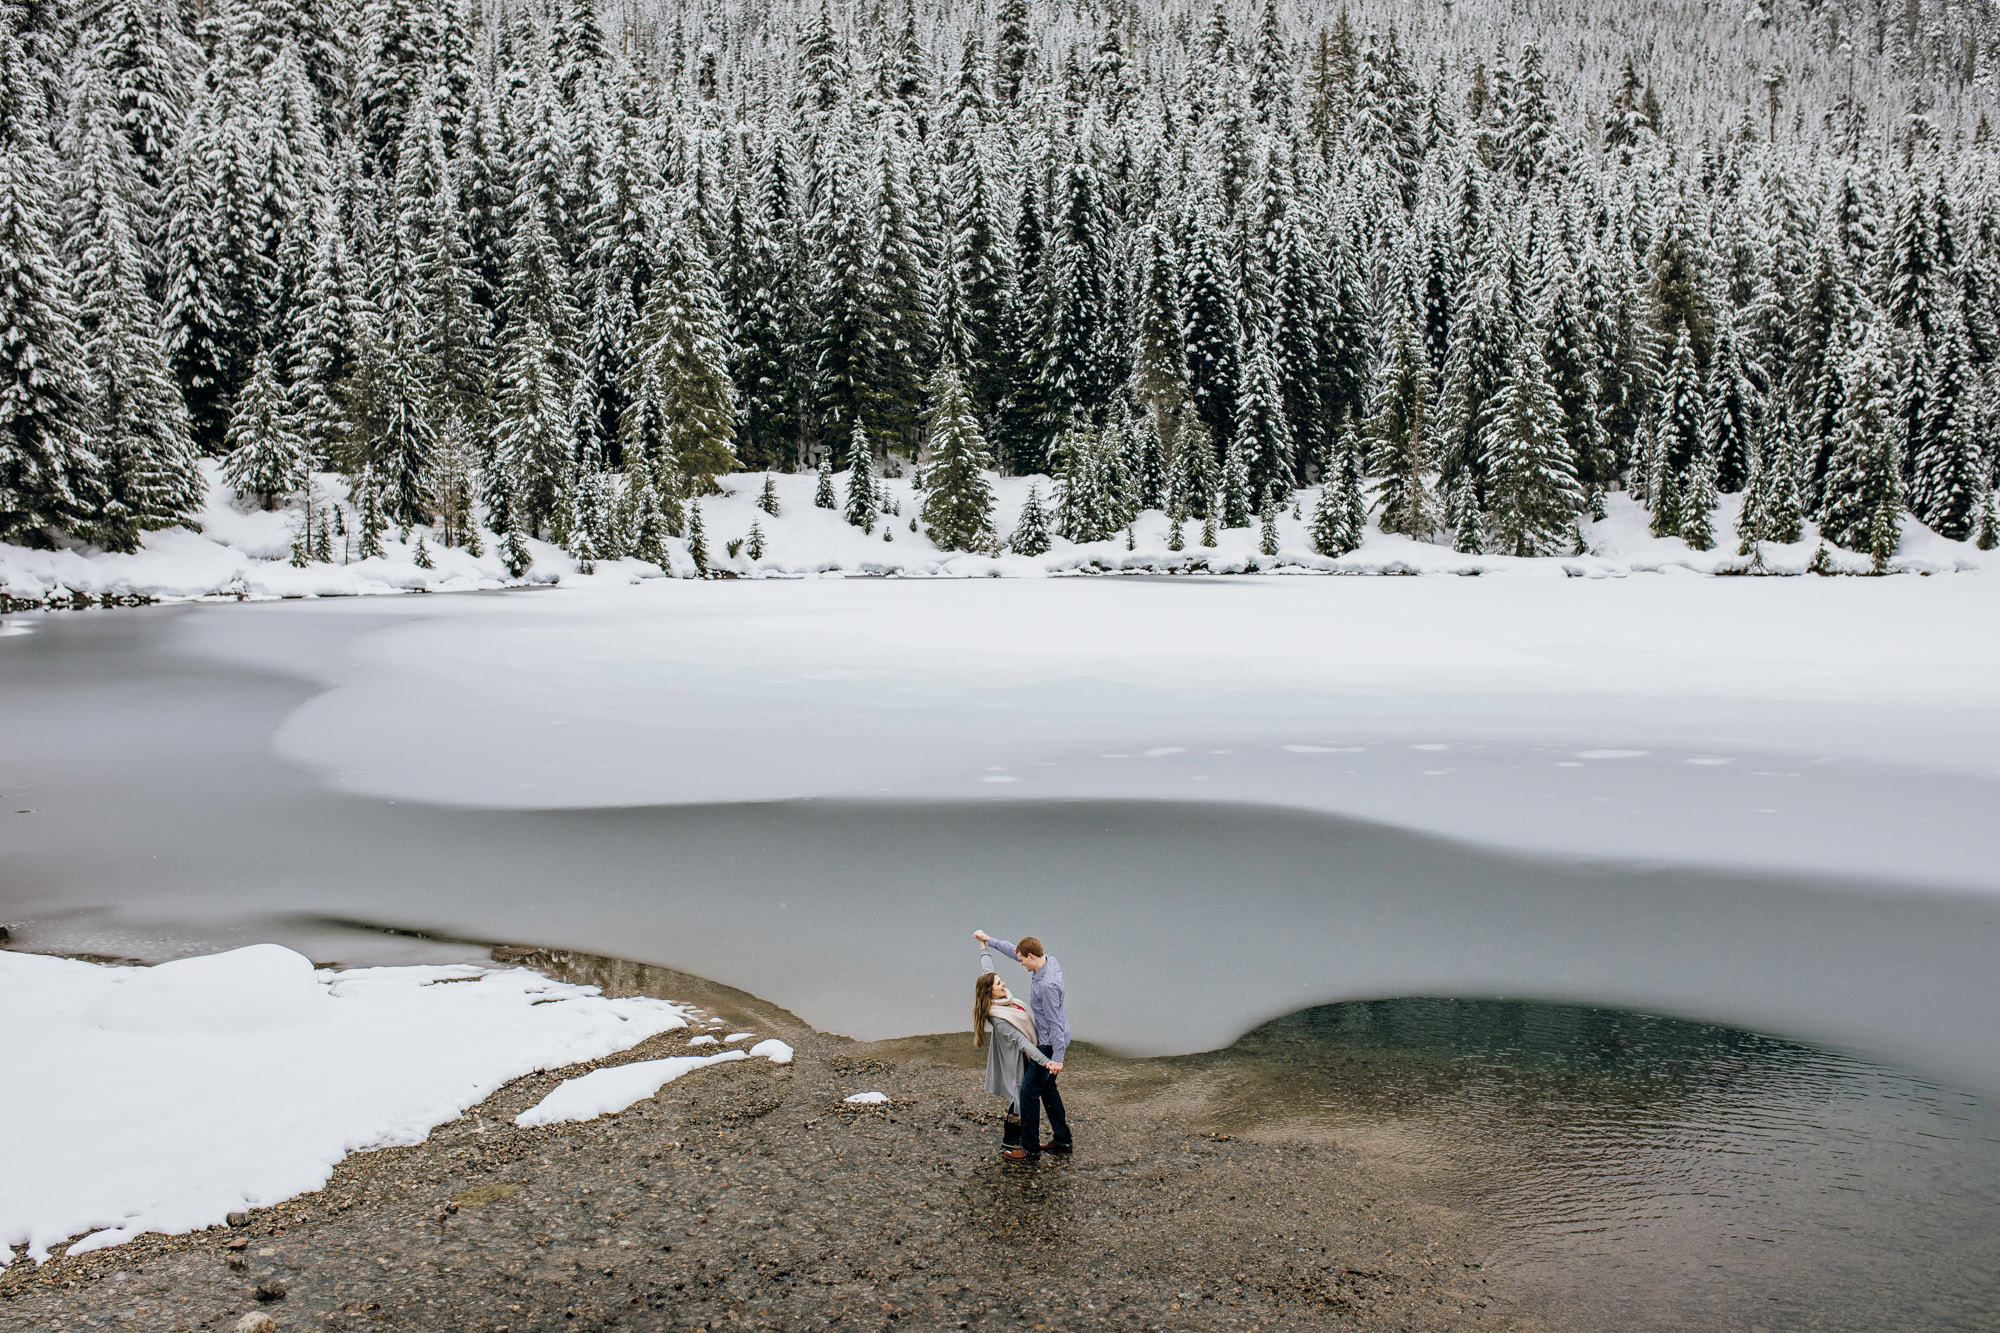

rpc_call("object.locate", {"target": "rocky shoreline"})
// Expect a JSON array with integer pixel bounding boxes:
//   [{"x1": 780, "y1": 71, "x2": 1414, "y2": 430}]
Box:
[{"x1": 0, "y1": 947, "x2": 1551, "y2": 1333}]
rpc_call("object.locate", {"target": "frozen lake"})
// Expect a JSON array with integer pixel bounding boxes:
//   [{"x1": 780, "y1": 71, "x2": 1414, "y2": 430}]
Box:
[
  {"x1": 5, "y1": 576, "x2": 2000, "y2": 1089},
  {"x1": 6, "y1": 575, "x2": 2000, "y2": 1328}
]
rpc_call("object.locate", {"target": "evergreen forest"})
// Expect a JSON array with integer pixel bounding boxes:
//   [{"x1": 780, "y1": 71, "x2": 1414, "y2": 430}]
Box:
[{"x1": 4, "y1": 0, "x2": 2000, "y2": 568}]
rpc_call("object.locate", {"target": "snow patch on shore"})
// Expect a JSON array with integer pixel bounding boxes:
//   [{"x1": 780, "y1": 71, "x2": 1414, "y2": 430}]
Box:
[
  {"x1": 0, "y1": 945, "x2": 689, "y2": 1267},
  {"x1": 514, "y1": 1052, "x2": 749, "y2": 1127}
]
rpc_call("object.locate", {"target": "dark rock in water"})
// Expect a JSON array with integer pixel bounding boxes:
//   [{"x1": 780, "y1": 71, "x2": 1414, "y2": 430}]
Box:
[
  {"x1": 254, "y1": 1276, "x2": 287, "y2": 1302},
  {"x1": 0, "y1": 925, "x2": 11, "y2": 944},
  {"x1": 226, "y1": 1211, "x2": 249, "y2": 1228}
]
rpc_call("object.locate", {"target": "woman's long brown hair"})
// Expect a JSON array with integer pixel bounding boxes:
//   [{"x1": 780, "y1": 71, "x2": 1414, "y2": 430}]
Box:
[{"x1": 973, "y1": 972, "x2": 1000, "y2": 1047}]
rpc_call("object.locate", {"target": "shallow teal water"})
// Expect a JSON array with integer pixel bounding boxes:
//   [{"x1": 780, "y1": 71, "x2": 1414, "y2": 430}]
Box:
[{"x1": 1234, "y1": 1000, "x2": 2000, "y2": 1331}]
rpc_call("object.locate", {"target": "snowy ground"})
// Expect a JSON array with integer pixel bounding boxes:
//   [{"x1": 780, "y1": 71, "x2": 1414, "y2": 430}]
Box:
[
  {"x1": 0, "y1": 945, "x2": 698, "y2": 1268},
  {"x1": 2, "y1": 462, "x2": 1993, "y2": 607}
]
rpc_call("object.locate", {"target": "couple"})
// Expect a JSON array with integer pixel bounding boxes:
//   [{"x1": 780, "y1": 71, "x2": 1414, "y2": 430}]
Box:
[{"x1": 971, "y1": 929, "x2": 1073, "y2": 1163}]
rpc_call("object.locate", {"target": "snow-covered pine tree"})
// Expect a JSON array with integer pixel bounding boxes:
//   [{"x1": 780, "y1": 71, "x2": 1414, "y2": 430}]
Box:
[
  {"x1": 432, "y1": 411, "x2": 479, "y2": 552},
  {"x1": 1130, "y1": 221, "x2": 1185, "y2": 459},
  {"x1": 1, "y1": 19, "x2": 99, "y2": 545},
  {"x1": 1703, "y1": 316, "x2": 1762, "y2": 495},
  {"x1": 494, "y1": 202, "x2": 578, "y2": 537},
  {"x1": 222, "y1": 348, "x2": 306, "y2": 509},
  {"x1": 1233, "y1": 270, "x2": 1293, "y2": 504},
  {"x1": 1010, "y1": 481, "x2": 1051, "y2": 556},
  {"x1": 1170, "y1": 414, "x2": 1218, "y2": 521},
  {"x1": 1820, "y1": 325, "x2": 1901, "y2": 554},
  {"x1": 354, "y1": 467, "x2": 388, "y2": 559},
  {"x1": 1481, "y1": 339, "x2": 1582, "y2": 557},
  {"x1": 1036, "y1": 148, "x2": 1117, "y2": 439},
  {"x1": 1220, "y1": 430, "x2": 1253, "y2": 528},
  {"x1": 1051, "y1": 415, "x2": 1106, "y2": 542},
  {"x1": 1367, "y1": 313, "x2": 1436, "y2": 540},
  {"x1": 686, "y1": 497, "x2": 709, "y2": 574},
  {"x1": 861, "y1": 124, "x2": 933, "y2": 453},
  {"x1": 1910, "y1": 311, "x2": 1980, "y2": 538},
  {"x1": 64, "y1": 65, "x2": 202, "y2": 548},
  {"x1": 1760, "y1": 413, "x2": 1807, "y2": 546},
  {"x1": 630, "y1": 209, "x2": 737, "y2": 486},
  {"x1": 624, "y1": 452, "x2": 672, "y2": 570},
  {"x1": 1333, "y1": 421, "x2": 1368, "y2": 551},
  {"x1": 1679, "y1": 439, "x2": 1720, "y2": 552},
  {"x1": 1310, "y1": 422, "x2": 1364, "y2": 556},
  {"x1": 1449, "y1": 468, "x2": 1483, "y2": 554},
  {"x1": 1650, "y1": 328, "x2": 1705, "y2": 537},
  {"x1": 368, "y1": 331, "x2": 438, "y2": 528},
  {"x1": 948, "y1": 142, "x2": 1012, "y2": 427},
  {"x1": 1433, "y1": 251, "x2": 1515, "y2": 496},
  {"x1": 758, "y1": 475, "x2": 781, "y2": 518},
  {"x1": 1258, "y1": 493, "x2": 1280, "y2": 556},
  {"x1": 917, "y1": 363, "x2": 994, "y2": 551},
  {"x1": 845, "y1": 419, "x2": 877, "y2": 531},
  {"x1": 1537, "y1": 257, "x2": 1609, "y2": 501},
  {"x1": 1179, "y1": 191, "x2": 1241, "y2": 458},
  {"x1": 814, "y1": 446, "x2": 836, "y2": 508}
]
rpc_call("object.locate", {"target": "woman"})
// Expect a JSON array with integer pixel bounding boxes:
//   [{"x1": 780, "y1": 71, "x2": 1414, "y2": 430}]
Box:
[{"x1": 974, "y1": 956, "x2": 1053, "y2": 1156}]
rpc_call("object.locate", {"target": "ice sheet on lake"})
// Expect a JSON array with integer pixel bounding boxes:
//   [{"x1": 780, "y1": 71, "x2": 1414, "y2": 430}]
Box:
[{"x1": 253, "y1": 574, "x2": 2000, "y2": 891}]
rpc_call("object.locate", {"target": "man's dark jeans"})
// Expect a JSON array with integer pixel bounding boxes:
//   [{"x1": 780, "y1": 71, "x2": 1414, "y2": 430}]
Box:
[{"x1": 1018, "y1": 1045, "x2": 1072, "y2": 1156}]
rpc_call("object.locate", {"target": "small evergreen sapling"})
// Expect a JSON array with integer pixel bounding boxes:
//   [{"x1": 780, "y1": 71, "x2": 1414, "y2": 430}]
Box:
[
  {"x1": 758, "y1": 475, "x2": 781, "y2": 517},
  {"x1": 746, "y1": 518, "x2": 766, "y2": 560},
  {"x1": 1679, "y1": 443, "x2": 1719, "y2": 551},
  {"x1": 1011, "y1": 483, "x2": 1052, "y2": 556},
  {"x1": 845, "y1": 421, "x2": 877, "y2": 531},
  {"x1": 815, "y1": 449, "x2": 837, "y2": 508},
  {"x1": 1221, "y1": 432, "x2": 1253, "y2": 527},
  {"x1": 414, "y1": 535, "x2": 436, "y2": 569},
  {"x1": 1259, "y1": 492, "x2": 1280, "y2": 556},
  {"x1": 356, "y1": 473, "x2": 389, "y2": 560},
  {"x1": 1450, "y1": 471, "x2": 1484, "y2": 554},
  {"x1": 687, "y1": 499, "x2": 709, "y2": 574},
  {"x1": 1329, "y1": 426, "x2": 1367, "y2": 554},
  {"x1": 1975, "y1": 488, "x2": 1998, "y2": 551},
  {"x1": 1201, "y1": 512, "x2": 1217, "y2": 547}
]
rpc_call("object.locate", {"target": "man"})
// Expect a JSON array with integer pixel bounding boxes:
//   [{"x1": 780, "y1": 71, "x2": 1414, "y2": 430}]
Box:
[{"x1": 973, "y1": 929, "x2": 1072, "y2": 1161}]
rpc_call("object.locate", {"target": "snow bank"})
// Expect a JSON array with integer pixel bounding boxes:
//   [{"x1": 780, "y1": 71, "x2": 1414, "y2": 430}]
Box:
[
  {"x1": 0, "y1": 945, "x2": 688, "y2": 1266},
  {"x1": 843, "y1": 1092, "x2": 890, "y2": 1105},
  {"x1": 514, "y1": 1051, "x2": 749, "y2": 1127},
  {"x1": 749, "y1": 1039, "x2": 794, "y2": 1065},
  {"x1": 5, "y1": 464, "x2": 1991, "y2": 608}
]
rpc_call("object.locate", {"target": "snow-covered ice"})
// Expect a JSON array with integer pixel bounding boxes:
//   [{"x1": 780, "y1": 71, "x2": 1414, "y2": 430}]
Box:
[
  {"x1": 249, "y1": 570, "x2": 2000, "y2": 890},
  {"x1": 0, "y1": 946, "x2": 688, "y2": 1267}
]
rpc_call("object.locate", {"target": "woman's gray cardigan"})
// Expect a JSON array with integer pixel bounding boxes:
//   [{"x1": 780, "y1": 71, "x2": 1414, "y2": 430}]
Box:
[{"x1": 981, "y1": 946, "x2": 1052, "y2": 1103}]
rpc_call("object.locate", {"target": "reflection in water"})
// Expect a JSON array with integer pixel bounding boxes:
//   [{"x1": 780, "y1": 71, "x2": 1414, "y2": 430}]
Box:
[{"x1": 1221, "y1": 1000, "x2": 2000, "y2": 1332}]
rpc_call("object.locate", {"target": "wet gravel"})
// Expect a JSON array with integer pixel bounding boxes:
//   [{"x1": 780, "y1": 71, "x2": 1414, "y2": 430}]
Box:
[{"x1": 0, "y1": 950, "x2": 1549, "y2": 1333}]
